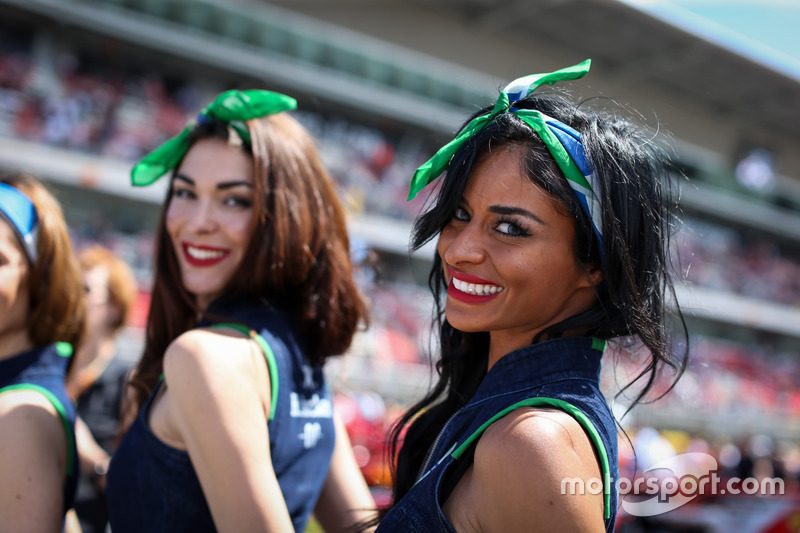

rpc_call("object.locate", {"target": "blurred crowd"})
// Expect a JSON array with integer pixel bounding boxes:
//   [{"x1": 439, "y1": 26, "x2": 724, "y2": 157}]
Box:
[
  {"x1": 606, "y1": 336, "x2": 800, "y2": 427},
  {"x1": 0, "y1": 43, "x2": 431, "y2": 221},
  {"x1": 3, "y1": 41, "x2": 800, "y2": 306},
  {"x1": 676, "y1": 217, "x2": 800, "y2": 307}
]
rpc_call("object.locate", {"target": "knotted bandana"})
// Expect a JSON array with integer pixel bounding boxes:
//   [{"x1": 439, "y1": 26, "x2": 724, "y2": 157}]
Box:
[
  {"x1": 0, "y1": 183, "x2": 39, "y2": 264},
  {"x1": 130, "y1": 89, "x2": 297, "y2": 187},
  {"x1": 408, "y1": 59, "x2": 603, "y2": 252}
]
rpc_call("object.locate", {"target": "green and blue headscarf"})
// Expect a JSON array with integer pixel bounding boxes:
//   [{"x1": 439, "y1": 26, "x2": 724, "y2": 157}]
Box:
[
  {"x1": 409, "y1": 59, "x2": 604, "y2": 253},
  {"x1": 130, "y1": 89, "x2": 297, "y2": 187}
]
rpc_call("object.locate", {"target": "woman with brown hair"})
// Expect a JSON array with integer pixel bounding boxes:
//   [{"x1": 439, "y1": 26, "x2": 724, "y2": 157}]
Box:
[
  {"x1": 106, "y1": 90, "x2": 375, "y2": 532},
  {"x1": 0, "y1": 173, "x2": 86, "y2": 531},
  {"x1": 68, "y1": 244, "x2": 138, "y2": 533}
]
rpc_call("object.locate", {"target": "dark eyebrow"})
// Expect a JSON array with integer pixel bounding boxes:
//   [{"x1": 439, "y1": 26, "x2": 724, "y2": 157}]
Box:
[
  {"x1": 173, "y1": 174, "x2": 194, "y2": 186},
  {"x1": 488, "y1": 205, "x2": 546, "y2": 225},
  {"x1": 173, "y1": 174, "x2": 252, "y2": 190},
  {"x1": 216, "y1": 181, "x2": 253, "y2": 190}
]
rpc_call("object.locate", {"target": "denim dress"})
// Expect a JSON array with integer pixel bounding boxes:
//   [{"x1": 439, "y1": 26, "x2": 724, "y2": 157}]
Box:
[
  {"x1": 377, "y1": 336, "x2": 619, "y2": 532},
  {"x1": 106, "y1": 295, "x2": 336, "y2": 532},
  {"x1": 0, "y1": 342, "x2": 78, "y2": 515}
]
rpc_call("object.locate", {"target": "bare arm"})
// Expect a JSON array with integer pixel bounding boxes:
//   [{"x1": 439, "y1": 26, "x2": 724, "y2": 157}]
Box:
[
  {"x1": 446, "y1": 408, "x2": 606, "y2": 533},
  {"x1": 0, "y1": 391, "x2": 67, "y2": 533},
  {"x1": 75, "y1": 416, "x2": 110, "y2": 490},
  {"x1": 314, "y1": 412, "x2": 377, "y2": 532},
  {"x1": 164, "y1": 329, "x2": 295, "y2": 533}
]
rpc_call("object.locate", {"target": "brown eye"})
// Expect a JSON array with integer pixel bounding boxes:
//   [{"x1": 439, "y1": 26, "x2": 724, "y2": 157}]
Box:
[{"x1": 453, "y1": 207, "x2": 470, "y2": 222}]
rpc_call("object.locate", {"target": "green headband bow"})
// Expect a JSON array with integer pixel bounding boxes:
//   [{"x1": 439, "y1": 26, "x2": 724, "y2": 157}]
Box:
[
  {"x1": 130, "y1": 89, "x2": 297, "y2": 187},
  {"x1": 407, "y1": 59, "x2": 591, "y2": 201}
]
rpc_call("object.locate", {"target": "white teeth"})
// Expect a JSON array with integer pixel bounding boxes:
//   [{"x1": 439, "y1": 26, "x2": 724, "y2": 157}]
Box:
[
  {"x1": 452, "y1": 277, "x2": 504, "y2": 296},
  {"x1": 187, "y1": 246, "x2": 225, "y2": 260}
]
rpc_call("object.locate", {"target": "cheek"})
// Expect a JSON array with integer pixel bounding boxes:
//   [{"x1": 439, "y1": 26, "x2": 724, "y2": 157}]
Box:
[
  {"x1": 227, "y1": 215, "x2": 255, "y2": 249},
  {"x1": 165, "y1": 206, "x2": 182, "y2": 236},
  {"x1": 436, "y1": 231, "x2": 452, "y2": 259}
]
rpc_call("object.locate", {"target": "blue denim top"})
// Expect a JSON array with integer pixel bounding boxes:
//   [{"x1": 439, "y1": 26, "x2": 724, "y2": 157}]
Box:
[
  {"x1": 106, "y1": 295, "x2": 336, "y2": 532},
  {"x1": 377, "y1": 336, "x2": 618, "y2": 532},
  {"x1": 0, "y1": 343, "x2": 78, "y2": 515}
]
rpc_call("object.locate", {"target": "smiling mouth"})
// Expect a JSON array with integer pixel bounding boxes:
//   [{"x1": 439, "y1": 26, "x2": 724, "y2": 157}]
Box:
[
  {"x1": 451, "y1": 277, "x2": 505, "y2": 296},
  {"x1": 186, "y1": 246, "x2": 225, "y2": 260},
  {"x1": 182, "y1": 243, "x2": 230, "y2": 266}
]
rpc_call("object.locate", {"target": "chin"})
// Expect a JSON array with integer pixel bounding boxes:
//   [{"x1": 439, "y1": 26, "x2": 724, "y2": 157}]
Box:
[{"x1": 445, "y1": 316, "x2": 486, "y2": 334}]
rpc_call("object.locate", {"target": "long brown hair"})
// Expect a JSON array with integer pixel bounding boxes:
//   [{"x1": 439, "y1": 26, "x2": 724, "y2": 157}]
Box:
[
  {"x1": 1, "y1": 174, "x2": 86, "y2": 354},
  {"x1": 128, "y1": 113, "x2": 368, "y2": 416}
]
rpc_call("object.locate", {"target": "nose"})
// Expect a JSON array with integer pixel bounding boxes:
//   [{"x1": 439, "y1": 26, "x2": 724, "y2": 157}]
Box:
[
  {"x1": 440, "y1": 222, "x2": 486, "y2": 267},
  {"x1": 185, "y1": 198, "x2": 218, "y2": 234}
]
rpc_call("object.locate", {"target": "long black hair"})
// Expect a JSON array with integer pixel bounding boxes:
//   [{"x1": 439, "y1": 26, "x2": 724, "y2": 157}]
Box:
[{"x1": 386, "y1": 91, "x2": 688, "y2": 505}]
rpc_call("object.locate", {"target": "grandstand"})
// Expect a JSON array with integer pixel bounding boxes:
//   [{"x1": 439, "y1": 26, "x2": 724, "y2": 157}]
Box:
[{"x1": 1, "y1": 0, "x2": 800, "y2": 528}]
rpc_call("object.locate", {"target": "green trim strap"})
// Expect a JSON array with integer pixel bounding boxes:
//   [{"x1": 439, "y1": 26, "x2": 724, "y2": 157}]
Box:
[
  {"x1": 211, "y1": 323, "x2": 279, "y2": 421},
  {"x1": 591, "y1": 337, "x2": 607, "y2": 353},
  {"x1": 451, "y1": 397, "x2": 612, "y2": 520},
  {"x1": 54, "y1": 342, "x2": 73, "y2": 358},
  {"x1": 0, "y1": 383, "x2": 76, "y2": 477}
]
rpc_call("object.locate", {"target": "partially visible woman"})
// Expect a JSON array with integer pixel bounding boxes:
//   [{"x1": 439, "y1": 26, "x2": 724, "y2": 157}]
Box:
[
  {"x1": 0, "y1": 173, "x2": 86, "y2": 532},
  {"x1": 68, "y1": 244, "x2": 138, "y2": 533},
  {"x1": 377, "y1": 60, "x2": 687, "y2": 532},
  {"x1": 106, "y1": 89, "x2": 375, "y2": 532}
]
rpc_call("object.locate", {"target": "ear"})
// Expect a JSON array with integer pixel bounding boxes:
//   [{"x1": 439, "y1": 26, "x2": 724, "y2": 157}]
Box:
[{"x1": 583, "y1": 262, "x2": 604, "y2": 288}]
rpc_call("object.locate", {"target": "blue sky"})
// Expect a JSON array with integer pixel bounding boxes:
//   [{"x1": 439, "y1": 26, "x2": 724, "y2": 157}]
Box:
[{"x1": 622, "y1": 0, "x2": 800, "y2": 79}]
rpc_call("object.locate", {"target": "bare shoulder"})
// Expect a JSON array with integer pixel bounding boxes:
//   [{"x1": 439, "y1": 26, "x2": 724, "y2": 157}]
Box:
[
  {"x1": 479, "y1": 407, "x2": 597, "y2": 459},
  {"x1": 163, "y1": 327, "x2": 261, "y2": 387},
  {"x1": 0, "y1": 389, "x2": 63, "y2": 435},
  {"x1": 470, "y1": 407, "x2": 605, "y2": 532},
  {"x1": 160, "y1": 327, "x2": 270, "y2": 426},
  {"x1": 0, "y1": 389, "x2": 67, "y2": 477},
  {"x1": 0, "y1": 391, "x2": 67, "y2": 530}
]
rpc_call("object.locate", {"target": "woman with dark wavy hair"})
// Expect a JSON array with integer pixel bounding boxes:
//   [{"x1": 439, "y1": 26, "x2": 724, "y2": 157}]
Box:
[
  {"x1": 377, "y1": 60, "x2": 687, "y2": 532},
  {"x1": 0, "y1": 173, "x2": 86, "y2": 531},
  {"x1": 106, "y1": 90, "x2": 375, "y2": 532}
]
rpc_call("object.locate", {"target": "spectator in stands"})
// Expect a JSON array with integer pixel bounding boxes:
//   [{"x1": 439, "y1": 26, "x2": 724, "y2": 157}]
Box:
[
  {"x1": 377, "y1": 60, "x2": 687, "y2": 532},
  {"x1": 0, "y1": 173, "x2": 86, "y2": 531},
  {"x1": 106, "y1": 89, "x2": 376, "y2": 532},
  {"x1": 67, "y1": 244, "x2": 138, "y2": 533}
]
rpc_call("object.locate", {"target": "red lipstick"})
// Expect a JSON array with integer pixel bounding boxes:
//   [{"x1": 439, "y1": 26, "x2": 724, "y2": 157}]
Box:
[
  {"x1": 447, "y1": 267, "x2": 494, "y2": 285},
  {"x1": 446, "y1": 267, "x2": 504, "y2": 304},
  {"x1": 181, "y1": 242, "x2": 231, "y2": 267}
]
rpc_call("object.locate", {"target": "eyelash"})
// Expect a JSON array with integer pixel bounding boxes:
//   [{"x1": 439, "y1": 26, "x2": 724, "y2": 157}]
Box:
[
  {"x1": 224, "y1": 196, "x2": 252, "y2": 208},
  {"x1": 171, "y1": 188, "x2": 252, "y2": 209},
  {"x1": 451, "y1": 208, "x2": 531, "y2": 238},
  {"x1": 495, "y1": 216, "x2": 531, "y2": 238},
  {"x1": 171, "y1": 187, "x2": 194, "y2": 200}
]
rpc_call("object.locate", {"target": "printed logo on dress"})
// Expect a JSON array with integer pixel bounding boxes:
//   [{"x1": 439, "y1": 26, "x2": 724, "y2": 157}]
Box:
[
  {"x1": 299, "y1": 422, "x2": 323, "y2": 449},
  {"x1": 290, "y1": 392, "x2": 333, "y2": 418}
]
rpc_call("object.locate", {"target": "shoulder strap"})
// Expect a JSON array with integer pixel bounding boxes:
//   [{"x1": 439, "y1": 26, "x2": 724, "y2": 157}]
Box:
[
  {"x1": 210, "y1": 322, "x2": 279, "y2": 421},
  {"x1": 451, "y1": 397, "x2": 612, "y2": 520},
  {"x1": 0, "y1": 383, "x2": 76, "y2": 477}
]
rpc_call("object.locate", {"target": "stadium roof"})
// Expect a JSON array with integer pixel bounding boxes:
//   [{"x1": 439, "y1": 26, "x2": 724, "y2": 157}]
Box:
[{"x1": 407, "y1": 0, "x2": 800, "y2": 140}]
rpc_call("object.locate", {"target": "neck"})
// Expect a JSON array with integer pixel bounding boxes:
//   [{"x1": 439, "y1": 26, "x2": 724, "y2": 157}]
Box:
[
  {"x1": 0, "y1": 330, "x2": 34, "y2": 361},
  {"x1": 487, "y1": 329, "x2": 538, "y2": 371},
  {"x1": 73, "y1": 334, "x2": 116, "y2": 369}
]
